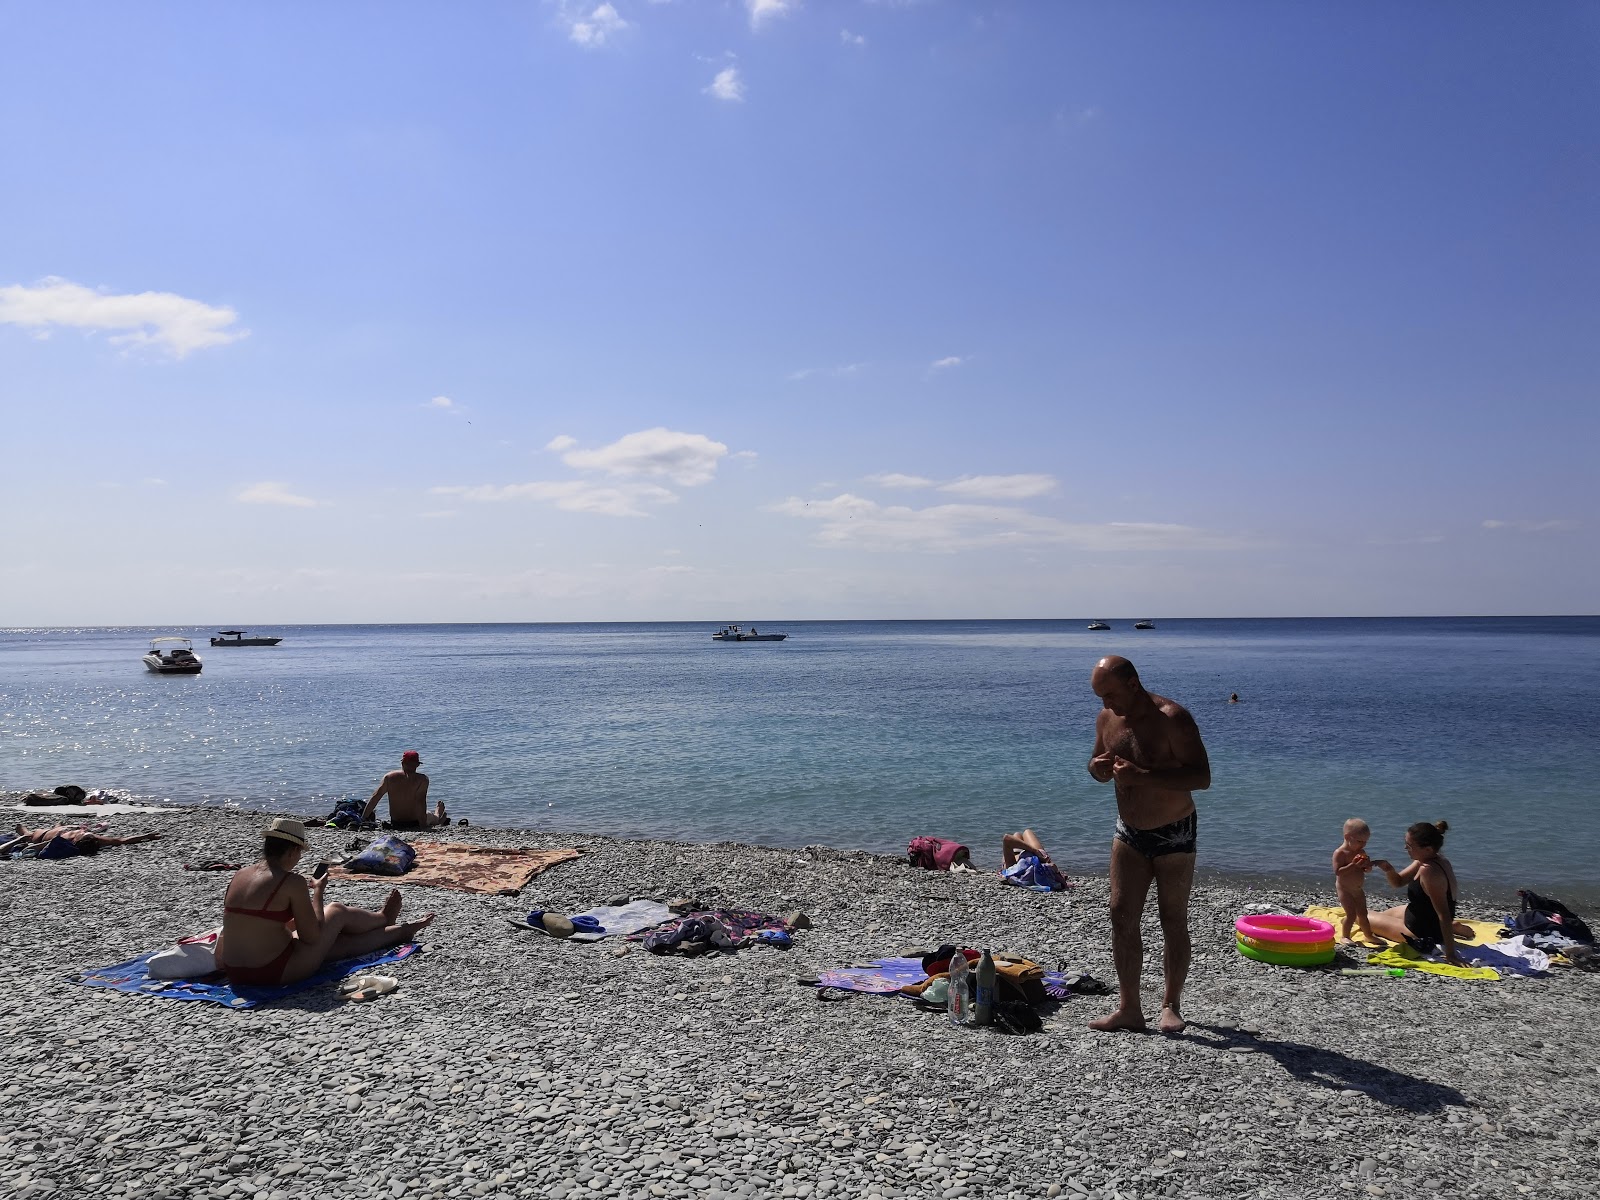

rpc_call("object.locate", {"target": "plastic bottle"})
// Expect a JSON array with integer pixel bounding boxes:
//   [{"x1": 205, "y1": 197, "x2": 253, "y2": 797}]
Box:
[
  {"x1": 1339, "y1": 968, "x2": 1405, "y2": 977},
  {"x1": 974, "y1": 950, "x2": 996, "y2": 1026},
  {"x1": 947, "y1": 951, "x2": 970, "y2": 1027}
]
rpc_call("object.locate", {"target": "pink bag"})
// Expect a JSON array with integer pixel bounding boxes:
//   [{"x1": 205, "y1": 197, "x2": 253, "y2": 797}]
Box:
[{"x1": 907, "y1": 836, "x2": 971, "y2": 871}]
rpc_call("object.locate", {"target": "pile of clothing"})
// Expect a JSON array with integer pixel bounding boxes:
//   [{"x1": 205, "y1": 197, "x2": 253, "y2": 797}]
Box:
[
  {"x1": 634, "y1": 908, "x2": 796, "y2": 955},
  {"x1": 1503, "y1": 889, "x2": 1597, "y2": 967}
]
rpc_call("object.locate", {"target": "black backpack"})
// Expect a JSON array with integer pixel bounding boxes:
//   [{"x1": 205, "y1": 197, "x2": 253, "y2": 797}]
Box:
[{"x1": 1514, "y1": 889, "x2": 1594, "y2": 944}]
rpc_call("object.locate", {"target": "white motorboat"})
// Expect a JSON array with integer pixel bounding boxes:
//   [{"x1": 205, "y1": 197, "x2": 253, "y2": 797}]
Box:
[
  {"x1": 143, "y1": 637, "x2": 203, "y2": 674},
  {"x1": 711, "y1": 624, "x2": 788, "y2": 642},
  {"x1": 210, "y1": 630, "x2": 283, "y2": 646},
  {"x1": 1087, "y1": 621, "x2": 1111, "y2": 631},
  {"x1": 1133, "y1": 621, "x2": 1155, "y2": 630}
]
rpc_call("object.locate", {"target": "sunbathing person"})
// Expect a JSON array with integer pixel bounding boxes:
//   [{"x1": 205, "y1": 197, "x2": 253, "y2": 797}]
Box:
[
  {"x1": 216, "y1": 818, "x2": 433, "y2": 988},
  {"x1": 1368, "y1": 820, "x2": 1472, "y2": 966},
  {"x1": 4, "y1": 823, "x2": 161, "y2": 856},
  {"x1": 1002, "y1": 828, "x2": 1057, "y2": 869}
]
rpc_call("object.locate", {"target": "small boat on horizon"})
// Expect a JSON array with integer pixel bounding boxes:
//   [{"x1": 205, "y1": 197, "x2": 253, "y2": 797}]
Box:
[
  {"x1": 711, "y1": 624, "x2": 788, "y2": 642},
  {"x1": 1133, "y1": 620, "x2": 1155, "y2": 630},
  {"x1": 143, "y1": 637, "x2": 203, "y2": 674},
  {"x1": 210, "y1": 630, "x2": 283, "y2": 646},
  {"x1": 1087, "y1": 621, "x2": 1111, "y2": 631}
]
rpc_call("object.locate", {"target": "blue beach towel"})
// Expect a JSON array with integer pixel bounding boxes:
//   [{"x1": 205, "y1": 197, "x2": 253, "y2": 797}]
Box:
[
  {"x1": 1000, "y1": 854, "x2": 1069, "y2": 893},
  {"x1": 74, "y1": 942, "x2": 421, "y2": 1009}
]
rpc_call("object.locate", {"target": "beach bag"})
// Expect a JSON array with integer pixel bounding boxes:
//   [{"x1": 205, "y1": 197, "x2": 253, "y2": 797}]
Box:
[
  {"x1": 344, "y1": 835, "x2": 416, "y2": 876},
  {"x1": 907, "y1": 836, "x2": 970, "y2": 871},
  {"x1": 324, "y1": 796, "x2": 368, "y2": 830},
  {"x1": 149, "y1": 929, "x2": 220, "y2": 980},
  {"x1": 53, "y1": 785, "x2": 88, "y2": 804},
  {"x1": 1515, "y1": 889, "x2": 1594, "y2": 944}
]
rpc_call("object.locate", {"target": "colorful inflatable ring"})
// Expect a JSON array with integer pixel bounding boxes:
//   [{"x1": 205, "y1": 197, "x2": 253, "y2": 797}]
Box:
[
  {"x1": 1234, "y1": 914, "x2": 1335, "y2": 944},
  {"x1": 1236, "y1": 936, "x2": 1334, "y2": 962},
  {"x1": 1235, "y1": 940, "x2": 1337, "y2": 960},
  {"x1": 1237, "y1": 941, "x2": 1335, "y2": 967}
]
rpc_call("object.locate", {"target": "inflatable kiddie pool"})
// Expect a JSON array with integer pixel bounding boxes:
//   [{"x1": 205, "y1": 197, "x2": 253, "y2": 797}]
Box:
[{"x1": 1234, "y1": 914, "x2": 1336, "y2": 967}]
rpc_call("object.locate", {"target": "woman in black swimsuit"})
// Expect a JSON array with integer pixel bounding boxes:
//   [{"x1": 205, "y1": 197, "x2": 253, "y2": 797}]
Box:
[{"x1": 1369, "y1": 820, "x2": 1471, "y2": 966}]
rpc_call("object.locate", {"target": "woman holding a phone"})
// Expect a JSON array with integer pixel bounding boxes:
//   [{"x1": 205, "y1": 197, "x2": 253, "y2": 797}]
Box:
[{"x1": 215, "y1": 817, "x2": 434, "y2": 987}]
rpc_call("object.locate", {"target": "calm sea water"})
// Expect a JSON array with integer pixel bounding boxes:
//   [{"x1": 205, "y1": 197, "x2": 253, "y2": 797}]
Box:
[{"x1": 2, "y1": 619, "x2": 1597, "y2": 898}]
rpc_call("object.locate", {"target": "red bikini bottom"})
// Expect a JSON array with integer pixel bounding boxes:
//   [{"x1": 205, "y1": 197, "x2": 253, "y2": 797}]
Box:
[{"x1": 223, "y1": 943, "x2": 294, "y2": 987}]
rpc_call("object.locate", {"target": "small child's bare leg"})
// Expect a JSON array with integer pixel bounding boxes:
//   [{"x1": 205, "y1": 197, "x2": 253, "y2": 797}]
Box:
[
  {"x1": 1355, "y1": 913, "x2": 1385, "y2": 947},
  {"x1": 1339, "y1": 913, "x2": 1355, "y2": 944}
]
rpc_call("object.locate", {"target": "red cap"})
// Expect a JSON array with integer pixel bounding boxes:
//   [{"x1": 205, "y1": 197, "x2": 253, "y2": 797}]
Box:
[{"x1": 401, "y1": 750, "x2": 421, "y2": 763}]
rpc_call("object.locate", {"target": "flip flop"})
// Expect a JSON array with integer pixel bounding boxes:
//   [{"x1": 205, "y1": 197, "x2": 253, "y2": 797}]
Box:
[{"x1": 338, "y1": 974, "x2": 398, "y2": 1002}]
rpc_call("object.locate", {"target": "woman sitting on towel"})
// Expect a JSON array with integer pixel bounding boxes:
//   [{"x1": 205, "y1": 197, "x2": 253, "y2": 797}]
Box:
[
  {"x1": 1368, "y1": 820, "x2": 1473, "y2": 966},
  {"x1": 216, "y1": 818, "x2": 434, "y2": 988}
]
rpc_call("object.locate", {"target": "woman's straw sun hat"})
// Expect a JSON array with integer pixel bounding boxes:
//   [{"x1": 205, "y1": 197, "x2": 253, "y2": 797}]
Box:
[{"x1": 263, "y1": 817, "x2": 310, "y2": 849}]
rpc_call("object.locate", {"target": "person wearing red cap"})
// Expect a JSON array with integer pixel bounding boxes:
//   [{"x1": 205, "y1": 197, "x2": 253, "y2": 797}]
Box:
[{"x1": 360, "y1": 750, "x2": 450, "y2": 829}]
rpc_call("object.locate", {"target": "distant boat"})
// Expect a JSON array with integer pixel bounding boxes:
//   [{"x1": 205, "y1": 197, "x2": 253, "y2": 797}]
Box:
[
  {"x1": 1133, "y1": 621, "x2": 1155, "y2": 630},
  {"x1": 210, "y1": 630, "x2": 283, "y2": 647},
  {"x1": 143, "y1": 637, "x2": 203, "y2": 674},
  {"x1": 711, "y1": 624, "x2": 788, "y2": 642},
  {"x1": 1087, "y1": 621, "x2": 1111, "y2": 631}
]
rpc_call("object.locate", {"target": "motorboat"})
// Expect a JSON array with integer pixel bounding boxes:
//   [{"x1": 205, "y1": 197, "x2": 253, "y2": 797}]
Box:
[
  {"x1": 209, "y1": 630, "x2": 282, "y2": 646},
  {"x1": 1087, "y1": 621, "x2": 1111, "y2": 631},
  {"x1": 1133, "y1": 621, "x2": 1155, "y2": 630},
  {"x1": 711, "y1": 624, "x2": 788, "y2": 642},
  {"x1": 143, "y1": 637, "x2": 203, "y2": 674}
]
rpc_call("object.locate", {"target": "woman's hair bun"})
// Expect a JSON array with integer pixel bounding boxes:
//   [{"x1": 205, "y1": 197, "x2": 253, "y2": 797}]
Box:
[{"x1": 1434, "y1": 820, "x2": 1449, "y2": 834}]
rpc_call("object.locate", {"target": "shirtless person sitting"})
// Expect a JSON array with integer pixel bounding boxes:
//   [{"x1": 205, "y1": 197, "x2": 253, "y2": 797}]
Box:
[
  {"x1": 1086, "y1": 656, "x2": 1211, "y2": 1035},
  {"x1": 360, "y1": 750, "x2": 449, "y2": 829}
]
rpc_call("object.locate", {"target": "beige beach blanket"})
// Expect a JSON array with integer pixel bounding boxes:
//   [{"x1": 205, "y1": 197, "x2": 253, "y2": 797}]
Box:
[{"x1": 334, "y1": 843, "x2": 580, "y2": 895}]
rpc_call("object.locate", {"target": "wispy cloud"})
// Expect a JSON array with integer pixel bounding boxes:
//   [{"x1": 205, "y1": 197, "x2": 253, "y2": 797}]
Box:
[
  {"x1": 560, "y1": 428, "x2": 728, "y2": 486},
  {"x1": 564, "y1": 2, "x2": 630, "y2": 48},
  {"x1": 931, "y1": 355, "x2": 965, "y2": 370},
  {"x1": 865, "y1": 473, "x2": 934, "y2": 490},
  {"x1": 840, "y1": 29, "x2": 865, "y2": 46},
  {"x1": 705, "y1": 66, "x2": 745, "y2": 102},
  {"x1": 427, "y1": 395, "x2": 454, "y2": 409},
  {"x1": 746, "y1": 0, "x2": 796, "y2": 30},
  {"x1": 1482, "y1": 519, "x2": 1577, "y2": 533},
  {"x1": 787, "y1": 362, "x2": 864, "y2": 381},
  {"x1": 0, "y1": 276, "x2": 246, "y2": 359},
  {"x1": 237, "y1": 482, "x2": 320, "y2": 509},
  {"x1": 433, "y1": 480, "x2": 676, "y2": 518},
  {"x1": 546, "y1": 434, "x2": 578, "y2": 452},
  {"x1": 939, "y1": 474, "x2": 1057, "y2": 500},
  {"x1": 773, "y1": 493, "x2": 1234, "y2": 554}
]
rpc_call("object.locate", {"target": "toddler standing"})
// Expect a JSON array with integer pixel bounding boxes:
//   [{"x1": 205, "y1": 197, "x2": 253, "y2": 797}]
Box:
[{"x1": 1332, "y1": 818, "x2": 1384, "y2": 945}]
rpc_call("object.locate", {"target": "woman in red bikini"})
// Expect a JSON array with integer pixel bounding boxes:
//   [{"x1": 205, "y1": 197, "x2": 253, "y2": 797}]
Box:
[{"x1": 216, "y1": 818, "x2": 434, "y2": 987}]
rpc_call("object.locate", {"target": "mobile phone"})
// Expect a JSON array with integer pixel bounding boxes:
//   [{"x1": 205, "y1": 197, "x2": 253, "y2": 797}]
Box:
[{"x1": 312, "y1": 861, "x2": 329, "y2": 880}]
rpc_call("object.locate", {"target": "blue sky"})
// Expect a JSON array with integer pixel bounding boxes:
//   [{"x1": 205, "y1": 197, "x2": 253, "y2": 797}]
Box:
[{"x1": 2, "y1": 2, "x2": 1595, "y2": 623}]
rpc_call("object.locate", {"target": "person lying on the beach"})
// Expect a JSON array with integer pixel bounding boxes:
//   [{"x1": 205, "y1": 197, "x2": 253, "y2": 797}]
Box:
[
  {"x1": 215, "y1": 818, "x2": 433, "y2": 988},
  {"x1": 1368, "y1": 820, "x2": 1473, "y2": 966},
  {"x1": 360, "y1": 750, "x2": 451, "y2": 829},
  {"x1": 3, "y1": 823, "x2": 161, "y2": 857},
  {"x1": 1000, "y1": 828, "x2": 1069, "y2": 890},
  {"x1": 1331, "y1": 818, "x2": 1384, "y2": 946}
]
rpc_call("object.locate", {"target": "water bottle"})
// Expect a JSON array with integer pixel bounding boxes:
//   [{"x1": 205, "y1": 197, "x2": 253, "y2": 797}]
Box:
[
  {"x1": 947, "y1": 951, "x2": 970, "y2": 1027},
  {"x1": 974, "y1": 950, "x2": 996, "y2": 1026}
]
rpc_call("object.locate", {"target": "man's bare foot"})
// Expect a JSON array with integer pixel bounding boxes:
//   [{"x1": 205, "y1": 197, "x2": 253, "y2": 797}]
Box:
[
  {"x1": 1158, "y1": 1005, "x2": 1187, "y2": 1035},
  {"x1": 400, "y1": 912, "x2": 436, "y2": 937},
  {"x1": 1089, "y1": 1008, "x2": 1147, "y2": 1033},
  {"x1": 382, "y1": 888, "x2": 403, "y2": 922}
]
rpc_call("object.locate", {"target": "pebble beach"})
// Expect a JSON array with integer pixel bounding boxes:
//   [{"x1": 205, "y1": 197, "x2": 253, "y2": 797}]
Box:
[{"x1": 2, "y1": 803, "x2": 1597, "y2": 1200}]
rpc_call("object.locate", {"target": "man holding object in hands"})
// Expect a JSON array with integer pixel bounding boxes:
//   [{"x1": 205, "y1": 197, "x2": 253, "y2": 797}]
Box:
[{"x1": 1087, "y1": 655, "x2": 1211, "y2": 1034}]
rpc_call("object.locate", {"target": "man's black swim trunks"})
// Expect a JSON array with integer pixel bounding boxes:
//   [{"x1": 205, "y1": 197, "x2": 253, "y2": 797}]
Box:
[{"x1": 1114, "y1": 811, "x2": 1197, "y2": 859}]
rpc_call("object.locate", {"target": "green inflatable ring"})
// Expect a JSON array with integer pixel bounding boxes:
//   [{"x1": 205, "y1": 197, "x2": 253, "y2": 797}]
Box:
[
  {"x1": 1236, "y1": 939, "x2": 1335, "y2": 967},
  {"x1": 1238, "y1": 932, "x2": 1335, "y2": 956}
]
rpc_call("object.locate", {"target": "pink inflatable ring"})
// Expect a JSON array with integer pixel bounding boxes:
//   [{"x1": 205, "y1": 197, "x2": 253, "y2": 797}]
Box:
[{"x1": 1234, "y1": 914, "x2": 1335, "y2": 944}]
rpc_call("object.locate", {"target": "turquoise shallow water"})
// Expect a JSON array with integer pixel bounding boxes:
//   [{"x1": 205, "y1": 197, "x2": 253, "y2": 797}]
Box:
[{"x1": 2, "y1": 618, "x2": 1597, "y2": 898}]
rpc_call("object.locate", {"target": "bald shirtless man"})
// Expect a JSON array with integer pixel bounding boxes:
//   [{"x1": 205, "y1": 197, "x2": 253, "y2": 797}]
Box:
[
  {"x1": 1087, "y1": 656, "x2": 1211, "y2": 1034},
  {"x1": 361, "y1": 750, "x2": 449, "y2": 829}
]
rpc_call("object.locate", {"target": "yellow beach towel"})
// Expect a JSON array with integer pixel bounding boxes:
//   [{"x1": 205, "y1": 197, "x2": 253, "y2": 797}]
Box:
[
  {"x1": 1367, "y1": 944, "x2": 1500, "y2": 981},
  {"x1": 1302, "y1": 905, "x2": 1504, "y2": 949}
]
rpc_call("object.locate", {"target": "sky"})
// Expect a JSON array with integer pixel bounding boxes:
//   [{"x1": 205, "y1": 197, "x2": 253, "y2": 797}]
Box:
[{"x1": 1, "y1": 2, "x2": 1595, "y2": 624}]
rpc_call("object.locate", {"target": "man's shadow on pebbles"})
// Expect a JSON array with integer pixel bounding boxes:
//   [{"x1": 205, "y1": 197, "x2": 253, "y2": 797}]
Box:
[{"x1": 1183, "y1": 1022, "x2": 1466, "y2": 1114}]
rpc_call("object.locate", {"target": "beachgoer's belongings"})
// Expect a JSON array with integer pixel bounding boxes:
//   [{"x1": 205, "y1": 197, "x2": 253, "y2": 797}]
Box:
[
  {"x1": 1000, "y1": 853, "x2": 1070, "y2": 892},
  {"x1": 804, "y1": 951, "x2": 1072, "y2": 1035},
  {"x1": 24, "y1": 785, "x2": 89, "y2": 806},
  {"x1": 1235, "y1": 914, "x2": 1336, "y2": 967},
  {"x1": 339, "y1": 974, "x2": 398, "y2": 1002},
  {"x1": 508, "y1": 899, "x2": 676, "y2": 941},
  {"x1": 331, "y1": 842, "x2": 578, "y2": 895},
  {"x1": 147, "y1": 929, "x2": 221, "y2": 980},
  {"x1": 183, "y1": 860, "x2": 242, "y2": 872},
  {"x1": 1501, "y1": 889, "x2": 1594, "y2": 948},
  {"x1": 632, "y1": 908, "x2": 794, "y2": 955},
  {"x1": 74, "y1": 942, "x2": 420, "y2": 1010},
  {"x1": 907, "y1": 836, "x2": 970, "y2": 871},
  {"x1": 323, "y1": 796, "x2": 371, "y2": 830},
  {"x1": 1366, "y1": 944, "x2": 1500, "y2": 981},
  {"x1": 342, "y1": 834, "x2": 417, "y2": 876}
]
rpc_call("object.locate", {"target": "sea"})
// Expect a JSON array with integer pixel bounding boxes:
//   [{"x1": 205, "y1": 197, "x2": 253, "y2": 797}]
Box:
[{"x1": 2, "y1": 619, "x2": 1597, "y2": 900}]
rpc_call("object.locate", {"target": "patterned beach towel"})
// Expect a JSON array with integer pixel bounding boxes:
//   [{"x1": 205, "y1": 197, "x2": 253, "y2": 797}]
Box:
[
  {"x1": 74, "y1": 943, "x2": 421, "y2": 1009},
  {"x1": 332, "y1": 843, "x2": 579, "y2": 895}
]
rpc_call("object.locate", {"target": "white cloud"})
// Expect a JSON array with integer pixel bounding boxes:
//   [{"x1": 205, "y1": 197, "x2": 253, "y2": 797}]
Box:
[
  {"x1": 939, "y1": 474, "x2": 1057, "y2": 500},
  {"x1": 732, "y1": 449, "x2": 759, "y2": 461},
  {"x1": 0, "y1": 276, "x2": 246, "y2": 359},
  {"x1": 428, "y1": 396, "x2": 454, "y2": 409},
  {"x1": 237, "y1": 482, "x2": 320, "y2": 509},
  {"x1": 931, "y1": 355, "x2": 966, "y2": 370},
  {"x1": 560, "y1": 427, "x2": 728, "y2": 486},
  {"x1": 1482, "y1": 519, "x2": 1577, "y2": 533},
  {"x1": 546, "y1": 434, "x2": 578, "y2": 452},
  {"x1": 705, "y1": 66, "x2": 745, "y2": 102},
  {"x1": 433, "y1": 480, "x2": 676, "y2": 518},
  {"x1": 866, "y1": 473, "x2": 934, "y2": 490},
  {"x1": 787, "y1": 362, "x2": 863, "y2": 381},
  {"x1": 773, "y1": 493, "x2": 1233, "y2": 554},
  {"x1": 841, "y1": 29, "x2": 865, "y2": 46},
  {"x1": 746, "y1": 0, "x2": 795, "y2": 30},
  {"x1": 566, "y1": 2, "x2": 630, "y2": 48}
]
